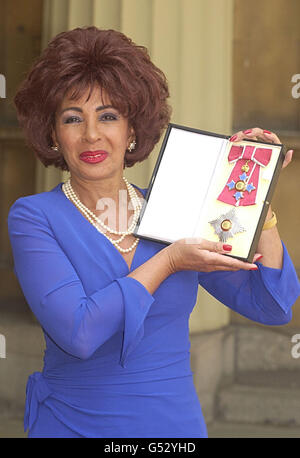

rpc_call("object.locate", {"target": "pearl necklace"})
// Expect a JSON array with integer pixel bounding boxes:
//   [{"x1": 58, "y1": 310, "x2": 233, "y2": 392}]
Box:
[{"x1": 62, "y1": 177, "x2": 141, "y2": 253}]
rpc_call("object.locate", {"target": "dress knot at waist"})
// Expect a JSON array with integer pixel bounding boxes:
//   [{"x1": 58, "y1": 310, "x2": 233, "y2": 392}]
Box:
[{"x1": 24, "y1": 371, "x2": 53, "y2": 432}]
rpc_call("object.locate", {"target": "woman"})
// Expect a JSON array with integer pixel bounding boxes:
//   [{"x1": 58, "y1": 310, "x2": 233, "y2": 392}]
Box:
[{"x1": 8, "y1": 26, "x2": 300, "y2": 438}]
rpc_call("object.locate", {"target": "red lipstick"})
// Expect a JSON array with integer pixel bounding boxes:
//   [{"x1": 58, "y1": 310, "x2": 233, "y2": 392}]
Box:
[{"x1": 79, "y1": 150, "x2": 108, "y2": 164}]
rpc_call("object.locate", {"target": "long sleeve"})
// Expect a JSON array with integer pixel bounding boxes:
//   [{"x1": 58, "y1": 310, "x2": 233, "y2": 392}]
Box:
[
  {"x1": 197, "y1": 242, "x2": 300, "y2": 325},
  {"x1": 7, "y1": 198, "x2": 155, "y2": 366}
]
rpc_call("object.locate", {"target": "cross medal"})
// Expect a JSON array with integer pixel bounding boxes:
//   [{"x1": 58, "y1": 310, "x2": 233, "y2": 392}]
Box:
[{"x1": 225, "y1": 160, "x2": 256, "y2": 206}]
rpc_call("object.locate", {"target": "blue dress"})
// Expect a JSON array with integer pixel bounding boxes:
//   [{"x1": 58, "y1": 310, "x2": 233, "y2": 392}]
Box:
[{"x1": 7, "y1": 182, "x2": 300, "y2": 438}]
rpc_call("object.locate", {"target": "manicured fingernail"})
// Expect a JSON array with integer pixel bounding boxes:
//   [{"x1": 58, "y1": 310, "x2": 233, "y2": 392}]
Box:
[
  {"x1": 243, "y1": 129, "x2": 252, "y2": 134},
  {"x1": 223, "y1": 244, "x2": 232, "y2": 252},
  {"x1": 263, "y1": 130, "x2": 272, "y2": 134},
  {"x1": 230, "y1": 135, "x2": 237, "y2": 142},
  {"x1": 250, "y1": 266, "x2": 258, "y2": 270},
  {"x1": 256, "y1": 255, "x2": 263, "y2": 261}
]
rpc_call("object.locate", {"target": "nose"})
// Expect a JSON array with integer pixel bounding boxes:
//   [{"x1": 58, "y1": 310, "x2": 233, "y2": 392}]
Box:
[{"x1": 82, "y1": 118, "x2": 102, "y2": 143}]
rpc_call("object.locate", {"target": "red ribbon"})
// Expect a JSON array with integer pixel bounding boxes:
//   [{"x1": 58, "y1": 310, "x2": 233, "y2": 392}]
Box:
[{"x1": 217, "y1": 145, "x2": 272, "y2": 206}]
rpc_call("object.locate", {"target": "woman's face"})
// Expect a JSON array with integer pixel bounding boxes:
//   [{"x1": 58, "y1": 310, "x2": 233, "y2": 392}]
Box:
[{"x1": 52, "y1": 86, "x2": 134, "y2": 182}]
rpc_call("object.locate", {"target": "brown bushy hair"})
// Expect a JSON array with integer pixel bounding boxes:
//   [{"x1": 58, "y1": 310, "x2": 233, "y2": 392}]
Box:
[{"x1": 14, "y1": 26, "x2": 171, "y2": 170}]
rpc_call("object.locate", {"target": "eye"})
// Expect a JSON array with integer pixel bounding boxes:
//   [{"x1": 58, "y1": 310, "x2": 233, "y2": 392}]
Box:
[
  {"x1": 63, "y1": 115, "x2": 82, "y2": 124},
  {"x1": 99, "y1": 112, "x2": 119, "y2": 122}
]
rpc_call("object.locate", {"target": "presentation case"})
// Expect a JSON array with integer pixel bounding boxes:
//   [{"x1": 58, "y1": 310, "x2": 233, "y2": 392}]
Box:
[{"x1": 133, "y1": 123, "x2": 285, "y2": 262}]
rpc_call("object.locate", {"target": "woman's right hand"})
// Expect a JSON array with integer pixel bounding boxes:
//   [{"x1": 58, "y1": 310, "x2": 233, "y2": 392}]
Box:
[{"x1": 165, "y1": 238, "x2": 261, "y2": 274}]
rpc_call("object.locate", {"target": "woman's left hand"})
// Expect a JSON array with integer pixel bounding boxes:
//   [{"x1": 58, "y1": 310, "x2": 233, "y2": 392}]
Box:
[{"x1": 230, "y1": 127, "x2": 293, "y2": 169}]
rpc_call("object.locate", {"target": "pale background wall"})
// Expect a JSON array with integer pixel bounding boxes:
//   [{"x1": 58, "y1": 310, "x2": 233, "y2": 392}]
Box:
[{"x1": 36, "y1": 0, "x2": 234, "y2": 334}]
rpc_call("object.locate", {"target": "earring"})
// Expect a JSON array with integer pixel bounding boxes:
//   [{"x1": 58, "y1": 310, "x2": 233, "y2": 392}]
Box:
[
  {"x1": 127, "y1": 140, "x2": 136, "y2": 153},
  {"x1": 51, "y1": 146, "x2": 59, "y2": 151}
]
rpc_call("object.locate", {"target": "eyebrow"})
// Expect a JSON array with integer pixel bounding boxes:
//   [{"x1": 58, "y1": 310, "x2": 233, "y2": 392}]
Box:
[{"x1": 59, "y1": 104, "x2": 114, "y2": 115}]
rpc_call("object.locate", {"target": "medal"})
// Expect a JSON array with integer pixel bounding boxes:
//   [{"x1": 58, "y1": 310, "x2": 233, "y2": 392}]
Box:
[
  {"x1": 218, "y1": 145, "x2": 272, "y2": 207},
  {"x1": 209, "y1": 208, "x2": 246, "y2": 243}
]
